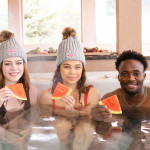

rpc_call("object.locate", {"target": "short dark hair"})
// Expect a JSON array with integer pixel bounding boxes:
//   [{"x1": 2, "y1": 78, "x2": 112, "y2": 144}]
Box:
[{"x1": 115, "y1": 50, "x2": 148, "y2": 71}]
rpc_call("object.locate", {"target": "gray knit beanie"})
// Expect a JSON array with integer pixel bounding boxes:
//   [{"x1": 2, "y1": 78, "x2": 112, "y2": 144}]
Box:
[
  {"x1": 0, "y1": 30, "x2": 27, "y2": 64},
  {"x1": 56, "y1": 27, "x2": 85, "y2": 66}
]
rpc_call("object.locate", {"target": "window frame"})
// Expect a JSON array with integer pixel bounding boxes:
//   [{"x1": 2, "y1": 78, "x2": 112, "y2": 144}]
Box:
[{"x1": 7, "y1": 0, "x2": 142, "y2": 55}]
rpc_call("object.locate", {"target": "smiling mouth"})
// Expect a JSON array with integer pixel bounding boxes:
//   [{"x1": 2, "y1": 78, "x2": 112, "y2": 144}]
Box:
[
  {"x1": 68, "y1": 77, "x2": 76, "y2": 80},
  {"x1": 9, "y1": 72, "x2": 19, "y2": 76},
  {"x1": 126, "y1": 82, "x2": 137, "y2": 89}
]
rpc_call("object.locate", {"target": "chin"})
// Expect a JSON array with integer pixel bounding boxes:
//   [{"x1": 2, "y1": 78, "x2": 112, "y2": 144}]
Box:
[
  {"x1": 10, "y1": 77, "x2": 21, "y2": 83},
  {"x1": 67, "y1": 81, "x2": 77, "y2": 85},
  {"x1": 125, "y1": 89, "x2": 138, "y2": 95}
]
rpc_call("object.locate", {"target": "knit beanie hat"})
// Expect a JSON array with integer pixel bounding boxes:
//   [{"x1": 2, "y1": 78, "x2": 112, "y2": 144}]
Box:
[
  {"x1": 0, "y1": 30, "x2": 27, "y2": 64},
  {"x1": 56, "y1": 27, "x2": 85, "y2": 67}
]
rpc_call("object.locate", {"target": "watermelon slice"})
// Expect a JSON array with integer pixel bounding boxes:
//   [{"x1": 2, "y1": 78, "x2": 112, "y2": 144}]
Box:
[
  {"x1": 52, "y1": 82, "x2": 72, "y2": 100},
  {"x1": 5, "y1": 83, "x2": 27, "y2": 100},
  {"x1": 99, "y1": 95, "x2": 122, "y2": 114}
]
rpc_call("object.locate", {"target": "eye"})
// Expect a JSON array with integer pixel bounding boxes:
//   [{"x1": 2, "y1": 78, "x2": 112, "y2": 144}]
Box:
[
  {"x1": 121, "y1": 72, "x2": 128, "y2": 77},
  {"x1": 16, "y1": 62, "x2": 23, "y2": 65},
  {"x1": 4, "y1": 63, "x2": 11, "y2": 66},
  {"x1": 75, "y1": 66, "x2": 81, "y2": 69},
  {"x1": 134, "y1": 72, "x2": 140, "y2": 76},
  {"x1": 64, "y1": 66, "x2": 70, "y2": 69}
]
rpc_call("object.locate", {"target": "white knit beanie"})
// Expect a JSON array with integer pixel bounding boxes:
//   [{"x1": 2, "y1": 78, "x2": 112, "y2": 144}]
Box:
[
  {"x1": 56, "y1": 27, "x2": 85, "y2": 66},
  {"x1": 0, "y1": 30, "x2": 27, "y2": 64}
]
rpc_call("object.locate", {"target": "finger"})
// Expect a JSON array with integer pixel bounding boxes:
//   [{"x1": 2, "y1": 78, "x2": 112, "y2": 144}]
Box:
[
  {"x1": 94, "y1": 113, "x2": 112, "y2": 121},
  {"x1": 92, "y1": 109, "x2": 112, "y2": 120},
  {"x1": 0, "y1": 89, "x2": 13, "y2": 98},
  {"x1": 96, "y1": 111, "x2": 112, "y2": 117},
  {"x1": 98, "y1": 105, "x2": 110, "y2": 113},
  {"x1": 62, "y1": 96, "x2": 75, "y2": 106},
  {"x1": 0, "y1": 88, "x2": 12, "y2": 93},
  {"x1": 64, "y1": 100, "x2": 75, "y2": 110},
  {"x1": 0, "y1": 92, "x2": 13, "y2": 102}
]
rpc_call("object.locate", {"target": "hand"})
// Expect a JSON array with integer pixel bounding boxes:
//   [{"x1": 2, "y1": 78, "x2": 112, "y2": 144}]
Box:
[
  {"x1": 91, "y1": 104, "x2": 112, "y2": 121},
  {"x1": 0, "y1": 88, "x2": 13, "y2": 105},
  {"x1": 61, "y1": 95, "x2": 75, "y2": 111}
]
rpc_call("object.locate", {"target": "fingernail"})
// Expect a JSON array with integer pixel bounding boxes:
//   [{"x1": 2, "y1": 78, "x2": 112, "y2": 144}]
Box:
[{"x1": 104, "y1": 105, "x2": 107, "y2": 108}]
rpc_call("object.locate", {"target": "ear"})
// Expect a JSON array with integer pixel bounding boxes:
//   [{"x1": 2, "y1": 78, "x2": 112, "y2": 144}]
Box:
[
  {"x1": 118, "y1": 74, "x2": 120, "y2": 81},
  {"x1": 143, "y1": 72, "x2": 146, "y2": 80}
]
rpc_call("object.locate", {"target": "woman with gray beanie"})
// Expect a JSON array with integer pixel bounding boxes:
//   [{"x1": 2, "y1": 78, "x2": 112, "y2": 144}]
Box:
[
  {"x1": 39, "y1": 27, "x2": 100, "y2": 116},
  {"x1": 0, "y1": 30, "x2": 39, "y2": 112}
]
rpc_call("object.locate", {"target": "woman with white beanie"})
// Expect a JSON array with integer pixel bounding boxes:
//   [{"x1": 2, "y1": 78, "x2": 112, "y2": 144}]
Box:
[
  {"x1": 39, "y1": 27, "x2": 100, "y2": 116},
  {"x1": 0, "y1": 30, "x2": 39, "y2": 112}
]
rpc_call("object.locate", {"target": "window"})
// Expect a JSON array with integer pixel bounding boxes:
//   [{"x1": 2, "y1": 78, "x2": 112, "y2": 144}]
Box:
[
  {"x1": 95, "y1": 0, "x2": 116, "y2": 51},
  {"x1": 23, "y1": 0, "x2": 81, "y2": 46},
  {"x1": 0, "y1": 0, "x2": 8, "y2": 30},
  {"x1": 142, "y1": 0, "x2": 150, "y2": 56}
]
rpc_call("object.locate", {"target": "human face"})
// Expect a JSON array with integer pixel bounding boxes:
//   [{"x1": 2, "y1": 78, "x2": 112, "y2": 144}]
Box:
[
  {"x1": 2, "y1": 57, "x2": 24, "y2": 85},
  {"x1": 118, "y1": 59, "x2": 146, "y2": 95},
  {"x1": 60, "y1": 61, "x2": 83, "y2": 86}
]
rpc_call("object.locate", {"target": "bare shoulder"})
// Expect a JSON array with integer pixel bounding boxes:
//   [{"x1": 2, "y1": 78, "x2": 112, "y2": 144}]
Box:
[
  {"x1": 146, "y1": 86, "x2": 150, "y2": 92},
  {"x1": 30, "y1": 84, "x2": 38, "y2": 93},
  {"x1": 146, "y1": 86, "x2": 150, "y2": 98},
  {"x1": 102, "y1": 88, "x2": 122, "y2": 100},
  {"x1": 87, "y1": 87, "x2": 100, "y2": 105},
  {"x1": 39, "y1": 88, "x2": 52, "y2": 105},
  {"x1": 89, "y1": 87, "x2": 100, "y2": 95},
  {"x1": 29, "y1": 84, "x2": 39, "y2": 105}
]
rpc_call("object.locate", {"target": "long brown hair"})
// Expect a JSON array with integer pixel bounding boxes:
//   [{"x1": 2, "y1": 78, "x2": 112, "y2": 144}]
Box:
[
  {"x1": 0, "y1": 62, "x2": 31, "y2": 110},
  {"x1": 51, "y1": 64, "x2": 92, "y2": 106}
]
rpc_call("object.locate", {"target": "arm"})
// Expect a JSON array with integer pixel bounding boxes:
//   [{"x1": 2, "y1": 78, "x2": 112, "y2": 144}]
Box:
[
  {"x1": 88, "y1": 87, "x2": 100, "y2": 105},
  {"x1": 29, "y1": 85, "x2": 39, "y2": 106},
  {"x1": 55, "y1": 87, "x2": 100, "y2": 117},
  {"x1": 39, "y1": 87, "x2": 99, "y2": 118},
  {"x1": 39, "y1": 88, "x2": 52, "y2": 105},
  {"x1": 39, "y1": 88, "x2": 54, "y2": 117}
]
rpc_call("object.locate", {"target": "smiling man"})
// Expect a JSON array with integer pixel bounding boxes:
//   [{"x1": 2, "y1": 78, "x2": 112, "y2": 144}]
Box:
[{"x1": 91, "y1": 50, "x2": 150, "y2": 121}]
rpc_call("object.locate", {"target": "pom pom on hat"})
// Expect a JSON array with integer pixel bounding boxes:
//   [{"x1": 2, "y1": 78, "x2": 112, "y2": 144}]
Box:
[
  {"x1": 62, "y1": 27, "x2": 76, "y2": 39},
  {"x1": 0, "y1": 30, "x2": 27, "y2": 64},
  {"x1": 0, "y1": 30, "x2": 14, "y2": 43},
  {"x1": 56, "y1": 27, "x2": 85, "y2": 66}
]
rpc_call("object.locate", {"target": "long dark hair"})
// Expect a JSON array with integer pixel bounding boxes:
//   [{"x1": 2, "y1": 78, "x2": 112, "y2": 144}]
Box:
[
  {"x1": 0, "y1": 62, "x2": 31, "y2": 110},
  {"x1": 51, "y1": 64, "x2": 92, "y2": 106}
]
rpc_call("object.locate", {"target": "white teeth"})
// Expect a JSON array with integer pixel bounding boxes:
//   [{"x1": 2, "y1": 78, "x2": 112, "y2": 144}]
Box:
[
  {"x1": 128, "y1": 85, "x2": 136, "y2": 88},
  {"x1": 10, "y1": 73, "x2": 18, "y2": 75}
]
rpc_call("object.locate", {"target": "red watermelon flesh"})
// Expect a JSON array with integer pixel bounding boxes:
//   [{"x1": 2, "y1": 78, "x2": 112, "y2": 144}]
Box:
[
  {"x1": 52, "y1": 82, "x2": 72, "y2": 100},
  {"x1": 5, "y1": 83, "x2": 27, "y2": 100},
  {"x1": 99, "y1": 95, "x2": 122, "y2": 114}
]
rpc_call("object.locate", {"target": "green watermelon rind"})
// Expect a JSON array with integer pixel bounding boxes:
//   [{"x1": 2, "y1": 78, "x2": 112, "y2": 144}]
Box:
[
  {"x1": 13, "y1": 94, "x2": 27, "y2": 101},
  {"x1": 52, "y1": 89, "x2": 72, "y2": 100},
  {"x1": 110, "y1": 110, "x2": 122, "y2": 114},
  {"x1": 5, "y1": 86, "x2": 27, "y2": 101},
  {"x1": 99, "y1": 96, "x2": 122, "y2": 114}
]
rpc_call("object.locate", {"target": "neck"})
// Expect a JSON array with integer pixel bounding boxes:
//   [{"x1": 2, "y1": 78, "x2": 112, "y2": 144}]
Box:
[
  {"x1": 5, "y1": 80, "x2": 18, "y2": 86},
  {"x1": 124, "y1": 87, "x2": 147, "y2": 107}
]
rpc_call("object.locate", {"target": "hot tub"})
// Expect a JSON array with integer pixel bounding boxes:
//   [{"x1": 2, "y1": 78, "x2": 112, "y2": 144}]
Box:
[{"x1": 30, "y1": 71, "x2": 150, "y2": 98}]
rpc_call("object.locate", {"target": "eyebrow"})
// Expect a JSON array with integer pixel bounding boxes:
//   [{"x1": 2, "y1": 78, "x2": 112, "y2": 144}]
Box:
[
  {"x1": 63, "y1": 63, "x2": 82, "y2": 66},
  {"x1": 4, "y1": 60, "x2": 23, "y2": 62}
]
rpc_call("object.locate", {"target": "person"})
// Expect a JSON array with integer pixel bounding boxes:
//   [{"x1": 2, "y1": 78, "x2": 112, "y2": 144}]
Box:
[
  {"x1": 91, "y1": 50, "x2": 150, "y2": 121},
  {"x1": 0, "y1": 30, "x2": 39, "y2": 112},
  {"x1": 39, "y1": 27, "x2": 100, "y2": 116}
]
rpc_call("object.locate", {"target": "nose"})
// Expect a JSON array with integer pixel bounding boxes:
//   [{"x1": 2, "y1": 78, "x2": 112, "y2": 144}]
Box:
[
  {"x1": 70, "y1": 68, "x2": 76, "y2": 74},
  {"x1": 128, "y1": 74, "x2": 135, "y2": 81},
  {"x1": 11, "y1": 63, "x2": 17, "y2": 70}
]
